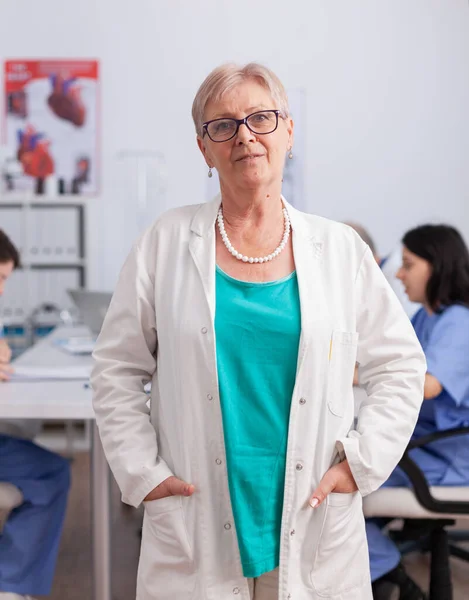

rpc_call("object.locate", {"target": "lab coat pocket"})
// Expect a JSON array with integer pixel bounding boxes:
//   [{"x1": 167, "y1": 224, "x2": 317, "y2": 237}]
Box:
[
  {"x1": 143, "y1": 495, "x2": 183, "y2": 516},
  {"x1": 137, "y1": 496, "x2": 196, "y2": 599},
  {"x1": 327, "y1": 331, "x2": 359, "y2": 418},
  {"x1": 327, "y1": 492, "x2": 357, "y2": 507},
  {"x1": 310, "y1": 492, "x2": 369, "y2": 597}
]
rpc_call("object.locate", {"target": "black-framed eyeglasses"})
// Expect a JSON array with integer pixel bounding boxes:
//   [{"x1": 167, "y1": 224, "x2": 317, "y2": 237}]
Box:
[{"x1": 203, "y1": 109, "x2": 280, "y2": 143}]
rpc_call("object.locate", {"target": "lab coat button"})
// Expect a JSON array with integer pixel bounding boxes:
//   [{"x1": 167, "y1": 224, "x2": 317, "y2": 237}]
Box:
[
  {"x1": 290, "y1": 529, "x2": 295, "y2": 536},
  {"x1": 299, "y1": 397, "x2": 306, "y2": 405},
  {"x1": 207, "y1": 393, "x2": 213, "y2": 401},
  {"x1": 233, "y1": 588, "x2": 240, "y2": 595},
  {"x1": 201, "y1": 327, "x2": 208, "y2": 334},
  {"x1": 215, "y1": 458, "x2": 222, "y2": 465},
  {"x1": 295, "y1": 463, "x2": 303, "y2": 471},
  {"x1": 224, "y1": 522, "x2": 232, "y2": 530}
]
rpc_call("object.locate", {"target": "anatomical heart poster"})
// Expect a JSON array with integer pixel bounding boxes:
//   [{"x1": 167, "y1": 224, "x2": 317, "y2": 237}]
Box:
[{"x1": 3, "y1": 59, "x2": 99, "y2": 196}]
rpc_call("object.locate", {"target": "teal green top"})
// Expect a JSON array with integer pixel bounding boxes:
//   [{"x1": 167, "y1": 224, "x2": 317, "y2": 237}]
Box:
[{"x1": 215, "y1": 265, "x2": 301, "y2": 578}]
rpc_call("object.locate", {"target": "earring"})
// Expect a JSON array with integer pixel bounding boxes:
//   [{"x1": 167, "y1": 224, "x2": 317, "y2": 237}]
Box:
[
  {"x1": 288, "y1": 150, "x2": 293, "y2": 160},
  {"x1": 208, "y1": 167, "x2": 213, "y2": 178}
]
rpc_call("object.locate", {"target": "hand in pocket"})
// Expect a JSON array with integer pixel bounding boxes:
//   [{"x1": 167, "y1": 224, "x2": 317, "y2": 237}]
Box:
[
  {"x1": 144, "y1": 476, "x2": 195, "y2": 502},
  {"x1": 309, "y1": 459, "x2": 358, "y2": 508}
]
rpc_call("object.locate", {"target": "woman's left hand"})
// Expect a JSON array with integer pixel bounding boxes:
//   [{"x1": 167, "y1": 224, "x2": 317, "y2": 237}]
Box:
[{"x1": 309, "y1": 459, "x2": 358, "y2": 508}]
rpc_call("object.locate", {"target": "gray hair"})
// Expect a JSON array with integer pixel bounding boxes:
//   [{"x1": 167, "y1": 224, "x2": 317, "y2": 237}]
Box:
[
  {"x1": 345, "y1": 222, "x2": 377, "y2": 256},
  {"x1": 192, "y1": 62, "x2": 290, "y2": 138}
]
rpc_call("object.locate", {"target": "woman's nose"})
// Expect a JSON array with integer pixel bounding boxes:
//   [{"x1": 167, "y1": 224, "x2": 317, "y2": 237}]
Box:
[{"x1": 236, "y1": 122, "x2": 256, "y2": 145}]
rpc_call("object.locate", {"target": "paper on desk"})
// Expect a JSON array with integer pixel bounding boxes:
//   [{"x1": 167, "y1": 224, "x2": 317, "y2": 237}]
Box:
[{"x1": 10, "y1": 365, "x2": 92, "y2": 382}]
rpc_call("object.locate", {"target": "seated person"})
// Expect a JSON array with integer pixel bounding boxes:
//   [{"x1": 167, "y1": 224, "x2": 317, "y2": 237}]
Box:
[
  {"x1": 367, "y1": 224, "x2": 469, "y2": 600},
  {"x1": 0, "y1": 230, "x2": 70, "y2": 600}
]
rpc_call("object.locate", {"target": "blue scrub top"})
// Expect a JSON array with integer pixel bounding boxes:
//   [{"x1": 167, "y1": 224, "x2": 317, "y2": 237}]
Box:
[{"x1": 412, "y1": 304, "x2": 469, "y2": 484}]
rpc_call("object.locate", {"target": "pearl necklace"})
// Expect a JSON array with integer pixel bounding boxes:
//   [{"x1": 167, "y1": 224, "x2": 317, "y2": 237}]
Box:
[{"x1": 217, "y1": 206, "x2": 291, "y2": 263}]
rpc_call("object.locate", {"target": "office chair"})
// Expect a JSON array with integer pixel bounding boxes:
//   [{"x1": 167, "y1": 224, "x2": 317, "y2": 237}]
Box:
[{"x1": 363, "y1": 427, "x2": 469, "y2": 600}]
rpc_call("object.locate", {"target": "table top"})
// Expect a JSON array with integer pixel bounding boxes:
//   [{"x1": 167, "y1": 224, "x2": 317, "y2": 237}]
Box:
[{"x1": 0, "y1": 326, "x2": 95, "y2": 420}]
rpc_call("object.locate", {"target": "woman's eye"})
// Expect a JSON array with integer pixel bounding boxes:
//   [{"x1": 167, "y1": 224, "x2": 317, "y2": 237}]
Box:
[{"x1": 215, "y1": 122, "x2": 231, "y2": 131}]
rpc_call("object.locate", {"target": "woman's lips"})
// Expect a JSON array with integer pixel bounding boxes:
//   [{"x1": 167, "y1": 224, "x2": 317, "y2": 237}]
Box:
[{"x1": 236, "y1": 154, "x2": 264, "y2": 162}]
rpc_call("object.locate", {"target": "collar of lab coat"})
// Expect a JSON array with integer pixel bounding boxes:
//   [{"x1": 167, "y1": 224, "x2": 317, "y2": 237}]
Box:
[
  {"x1": 189, "y1": 195, "x2": 329, "y2": 338},
  {"x1": 189, "y1": 194, "x2": 311, "y2": 241}
]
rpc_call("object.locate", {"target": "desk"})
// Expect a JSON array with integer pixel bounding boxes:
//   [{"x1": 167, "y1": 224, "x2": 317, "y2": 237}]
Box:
[{"x1": 0, "y1": 326, "x2": 111, "y2": 600}]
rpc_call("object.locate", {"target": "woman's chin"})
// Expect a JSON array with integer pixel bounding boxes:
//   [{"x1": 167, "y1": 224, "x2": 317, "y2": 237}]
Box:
[
  {"x1": 236, "y1": 173, "x2": 265, "y2": 189},
  {"x1": 234, "y1": 168, "x2": 278, "y2": 190},
  {"x1": 405, "y1": 291, "x2": 419, "y2": 304}
]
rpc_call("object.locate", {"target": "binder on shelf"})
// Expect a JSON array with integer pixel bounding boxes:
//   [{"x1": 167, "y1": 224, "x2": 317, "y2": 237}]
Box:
[
  {"x1": 0, "y1": 270, "x2": 29, "y2": 326},
  {"x1": 27, "y1": 206, "x2": 82, "y2": 264},
  {"x1": 29, "y1": 268, "x2": 82, "y2": 312},
  {"x1": 0, "y1": 206, "x2": 24, "y2": 255}
]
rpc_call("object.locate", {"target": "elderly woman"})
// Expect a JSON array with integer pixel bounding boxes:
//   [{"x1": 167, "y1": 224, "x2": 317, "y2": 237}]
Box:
[{"x1": 91, "y1": 63, "x2": 426, "y2": 600}]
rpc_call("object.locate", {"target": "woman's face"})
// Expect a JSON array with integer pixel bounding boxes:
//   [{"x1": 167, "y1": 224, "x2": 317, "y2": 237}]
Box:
[
  {"x1": 396, "y1": 246, "x2": 432, "y2": 304},
  {"x1": 197, "y1": 80, "x2": 293, "y2": 192}
]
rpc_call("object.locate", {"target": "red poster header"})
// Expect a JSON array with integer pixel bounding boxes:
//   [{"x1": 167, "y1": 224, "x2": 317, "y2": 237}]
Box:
[{"x1": 5, "y1": 60, "x2": 98, "y2": 93}]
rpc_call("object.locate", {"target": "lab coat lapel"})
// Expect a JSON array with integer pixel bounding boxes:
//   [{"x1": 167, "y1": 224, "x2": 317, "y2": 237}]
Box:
[
  {"x1": 188, "y1": 195, "x2": 221, "y2": 323},
  {"x1": 283, "y1": 198, "x2": 330, "y2": 373}
]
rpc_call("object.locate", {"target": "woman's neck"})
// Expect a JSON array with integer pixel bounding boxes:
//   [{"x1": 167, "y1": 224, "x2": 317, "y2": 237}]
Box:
[
  {"x1": 424, "y1": 301, "x2": 438, "y2": 316},
  {"x1": 219, "y1": 194, "x2": 284, "y2": 245},
  {"x1": 219, "y1": 179, "x2": 283, "y2": 223}
]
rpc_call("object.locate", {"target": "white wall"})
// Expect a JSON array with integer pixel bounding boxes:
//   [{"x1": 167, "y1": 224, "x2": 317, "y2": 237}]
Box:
[{"x1": 1, "y1": 0, "x2": 468, "y2": 289}]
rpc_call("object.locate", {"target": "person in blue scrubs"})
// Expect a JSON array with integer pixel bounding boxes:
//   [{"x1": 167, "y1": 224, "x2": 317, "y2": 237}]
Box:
[
  {"x1": 368, "y1": 224, "x2": 469, "y2": 600},
  {"x1": 0, "y1": 230, "x2": 70, "y2": 600}
]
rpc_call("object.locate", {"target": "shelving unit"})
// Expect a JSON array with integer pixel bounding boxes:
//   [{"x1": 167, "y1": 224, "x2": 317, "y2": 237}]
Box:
[{"x1": 0, "y1": 194, "x2": 87, "y2": 352}]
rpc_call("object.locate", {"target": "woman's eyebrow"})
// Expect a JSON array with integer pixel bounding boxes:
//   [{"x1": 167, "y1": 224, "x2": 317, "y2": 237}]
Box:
[{"x1": 209, "y1": 105, "x2": 268, "y2": 120}]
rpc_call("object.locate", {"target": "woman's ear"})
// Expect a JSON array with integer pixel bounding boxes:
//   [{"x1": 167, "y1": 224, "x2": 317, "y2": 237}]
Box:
[
  {"x1": 197, "y1": 136, "x2": 212, "y2": 168},
  {"x1": 287, "y1": 117, "x2": 294, "y2": 150}
]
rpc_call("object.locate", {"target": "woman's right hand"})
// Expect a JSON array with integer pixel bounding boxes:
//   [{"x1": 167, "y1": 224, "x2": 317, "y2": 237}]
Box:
[{"x1": 143, "y1": 476, "x2": 195, "y2": 502}]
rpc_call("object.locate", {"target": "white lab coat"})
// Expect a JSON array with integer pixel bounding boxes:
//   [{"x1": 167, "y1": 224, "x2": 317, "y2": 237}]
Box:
[
  {"x1": 91, "y1": 197, "x2": 426, "y2": 600},
  {"x1": 380, "y1": 245, "x2": 421, "y2": 319}
]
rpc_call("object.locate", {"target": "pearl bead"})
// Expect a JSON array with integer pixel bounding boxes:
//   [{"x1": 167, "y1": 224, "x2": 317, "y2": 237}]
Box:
[{"x1": 242, "y1": 256, "x2": 248, "y2": 262}]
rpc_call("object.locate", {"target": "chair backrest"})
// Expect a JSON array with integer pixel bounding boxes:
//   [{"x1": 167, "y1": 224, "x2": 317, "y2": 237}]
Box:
[
  {"x1": 363, "y1": 486, "x2": 469, "y2": 520},
  {"x1": 0, "y1": 482, "x2": 24, "y2": 531}
]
